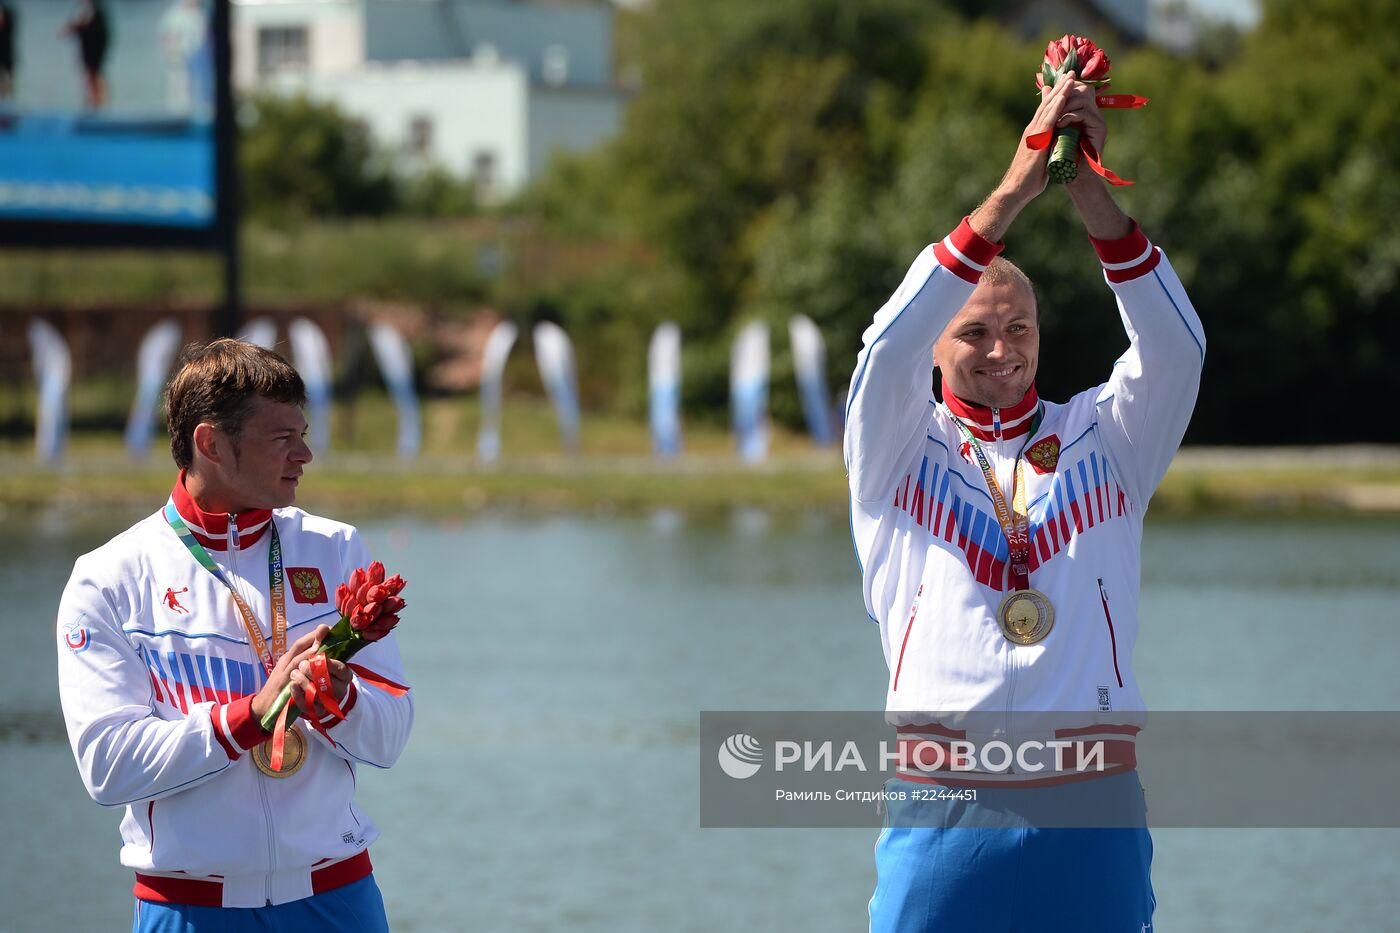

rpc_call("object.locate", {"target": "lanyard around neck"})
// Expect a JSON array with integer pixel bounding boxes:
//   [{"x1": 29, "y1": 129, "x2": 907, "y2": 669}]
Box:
[
  {"x1": 163, "y1": 500, "x2": 286, "y2": 675},
  {"x1": 947, "y1": 407, "x2": 1041, "y2": 593}
]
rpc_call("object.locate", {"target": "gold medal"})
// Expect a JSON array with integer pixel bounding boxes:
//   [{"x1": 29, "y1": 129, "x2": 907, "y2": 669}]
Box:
[
  {"x1": 946, "y1": 406, "x2": 1055, "y2": 647},
  {"x1": 251, "y1": 727, "x2": 307, "y2": 778},
  {"x1": 997, "y1": 588, "x2": 1055, "y2": 645}
]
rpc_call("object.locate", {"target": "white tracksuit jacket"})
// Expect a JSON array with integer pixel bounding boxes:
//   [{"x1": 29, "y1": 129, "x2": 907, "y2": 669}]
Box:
[
  {"x1": 846, "y1": 218, "x2": 1204, "y2": 774},
  {"x1": 56, "y1": 480, "x2": 414, "y2": 907}
]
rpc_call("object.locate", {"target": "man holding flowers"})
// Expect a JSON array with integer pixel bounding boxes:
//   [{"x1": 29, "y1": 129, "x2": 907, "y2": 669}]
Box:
[
  {"x1": 56, "y1": 338, "x2": 413, "y2": 931},
  {"x1": 846, "y1": 37, "x2": 1204, "y2": 932}
]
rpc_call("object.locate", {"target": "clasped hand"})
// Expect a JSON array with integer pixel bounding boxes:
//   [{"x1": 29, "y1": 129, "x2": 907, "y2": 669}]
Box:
[
  {"x1": 1000, "y1": 71, "x2": 1108, "y2": 206},
  {"x1": 250, "y1": 624, "x2": 353, "y2": 724}
]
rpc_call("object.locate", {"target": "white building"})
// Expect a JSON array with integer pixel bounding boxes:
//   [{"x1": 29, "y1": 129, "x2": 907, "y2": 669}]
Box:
[{"x1": 232, "y1": 0, "x2": 627, "y2": 199}]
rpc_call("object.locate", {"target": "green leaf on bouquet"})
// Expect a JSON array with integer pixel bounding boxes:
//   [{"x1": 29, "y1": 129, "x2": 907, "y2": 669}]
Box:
[
  {"x1": 328, "y1": 613, "x2": 353, "y2": 642},
  {"x1": 1042, "y1": 62, "x2": 1056, "y2": 87}
]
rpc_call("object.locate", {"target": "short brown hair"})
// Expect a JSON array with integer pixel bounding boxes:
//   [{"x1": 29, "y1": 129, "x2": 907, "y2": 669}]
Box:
[
  {"x1": 165, "y1": 338, "x2": 307, "y2": 470},
  {"x1": 980, "y1": 257, "x2": 1040, "y2": 320}
]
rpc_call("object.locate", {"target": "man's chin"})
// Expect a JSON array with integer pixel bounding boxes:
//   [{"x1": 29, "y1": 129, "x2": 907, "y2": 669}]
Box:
[
  {"x1": 277, "y1": 477, "x2": 303, "y2": 506},
  {"x1": 262, "y1": 488, "x2": 298, "y2": 511},
  {"x1": 974, "y1": 384, "x2": 1031, "y2": 409}
]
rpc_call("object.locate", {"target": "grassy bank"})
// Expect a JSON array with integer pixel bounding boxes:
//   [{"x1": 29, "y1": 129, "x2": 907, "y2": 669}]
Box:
[
  {"x1": 0, "y1": 396, "x2": 845, "y2": 515},
  {"x1": 0, "y1": 218, "x2": 609, "y2": 310},
  {"x1": 3, "y1": 396, "x2": 1399, "y2": 516}
]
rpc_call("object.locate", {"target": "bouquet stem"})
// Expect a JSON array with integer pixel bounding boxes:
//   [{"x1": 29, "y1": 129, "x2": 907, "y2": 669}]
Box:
[
  {"x1": 1048, "y1": 125, "x2": 1080, "y2": 184},
  {"x1": 260, "y1": 682, "x2": 302, "y2": 733}
]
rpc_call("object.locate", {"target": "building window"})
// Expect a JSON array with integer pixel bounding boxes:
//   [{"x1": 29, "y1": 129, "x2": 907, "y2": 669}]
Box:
[
  {"x1": 408, "y1": 116, "x2": 433, "y2": 157},
  {"x1": 257, "y1": 26, "x2": 309, "y2": 77},
  {"x1": 472, "y1": 150, "x2": 498, "y2": 202}
]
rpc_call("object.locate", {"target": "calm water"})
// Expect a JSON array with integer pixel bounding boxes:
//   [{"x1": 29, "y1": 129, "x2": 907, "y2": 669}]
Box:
[{"x1": 2, "y1": 506, "x2": 1398, "y2": 931}]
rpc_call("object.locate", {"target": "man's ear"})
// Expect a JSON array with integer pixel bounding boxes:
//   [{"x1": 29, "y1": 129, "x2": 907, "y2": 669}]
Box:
[{"x1": 191, "y1": 422, "x2": 225, "y2": 467}]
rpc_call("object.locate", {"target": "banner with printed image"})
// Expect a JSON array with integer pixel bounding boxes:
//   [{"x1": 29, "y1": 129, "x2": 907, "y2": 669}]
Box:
[
  {"x1": 475, "y1": 320, "x2": 517, "y2": 464},
  {"x1": 367, "y1": 321, "x2": 421, "y2": 460},
  {"x1": 648, "y1": 322, "x2": 681, "y2": 458},
  {"x1": 123, "y1": 317, "x2": 181, "y2": 458},
  {"x1": 730, "y1": 321, "x2": 769, "y2": 463},
  {"x1": 0, "y1": 0, "x2": 230, "y2": 244}
]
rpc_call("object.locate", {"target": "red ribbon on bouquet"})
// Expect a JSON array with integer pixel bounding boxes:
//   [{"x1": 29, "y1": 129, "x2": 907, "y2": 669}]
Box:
[
  {"x1": 1024, "y1": 93, "x2": 1148, "y2": 187},
  {"x1": 1095, "y1": 94, "x2": 1150, "y2": 110},
  {"x1": 270, "y1": 656, "x2": 346, "y2": 769}
]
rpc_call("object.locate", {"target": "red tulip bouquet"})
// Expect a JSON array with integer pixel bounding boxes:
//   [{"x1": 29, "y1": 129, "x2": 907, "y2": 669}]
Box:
[
  {"x1": 259, "y1": 562, "x2": 407, "y2": 767},
  {"x1": 1031, "y1": 34, "x2": 1148, "y2": 186}
]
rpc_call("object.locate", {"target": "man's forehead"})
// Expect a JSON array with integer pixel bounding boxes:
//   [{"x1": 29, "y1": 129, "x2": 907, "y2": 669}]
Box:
[
  {"x1": 952, "y1": 300, "x2": 1036, "y2": 325},
  {"x1": 955, "y1": 281, "x2": 1037, "y2": 323},
  {"x1": 245, "y1": 397, "x2": 307, "y2": 430}
]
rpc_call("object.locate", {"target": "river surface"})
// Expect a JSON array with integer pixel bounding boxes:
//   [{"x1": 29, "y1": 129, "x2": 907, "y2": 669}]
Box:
[{"x1": 2, "y1": 506, "x2": 1398, "y2": 931}]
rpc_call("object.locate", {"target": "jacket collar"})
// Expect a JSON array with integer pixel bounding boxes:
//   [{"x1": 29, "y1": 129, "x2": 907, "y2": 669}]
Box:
[
  {"x1": 171, "y1": 472, "x2": 272, "y2": 551},
  {"x1": 941, "y1": 384, "x2": 1041, "y2": 442}
]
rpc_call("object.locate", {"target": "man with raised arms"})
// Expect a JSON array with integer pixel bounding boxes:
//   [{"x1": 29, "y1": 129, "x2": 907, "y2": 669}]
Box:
[{"x1": 846, "y1": 72, "x2": 1204, "y2": 930}]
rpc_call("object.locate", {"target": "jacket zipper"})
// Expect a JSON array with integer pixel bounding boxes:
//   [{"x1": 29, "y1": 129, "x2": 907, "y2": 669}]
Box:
[
  {"x1": 1096, "y1": 578, "x2": 1124, "y2": 688},
  {"x1": 229, "y1": 516, "x2": 278, "y2": 905},
  {"x1": 993, "y1": 441, "x2": 1014, "y2": 766}
]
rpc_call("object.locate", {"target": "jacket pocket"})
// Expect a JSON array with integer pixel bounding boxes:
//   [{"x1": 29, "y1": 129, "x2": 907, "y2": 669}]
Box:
[
  {"x1": 1096, "y1": 578, "x2": 1124, "y2": 688},
  {"x1": 891, "y1": 584, "x2": 924, "y2": 692}
]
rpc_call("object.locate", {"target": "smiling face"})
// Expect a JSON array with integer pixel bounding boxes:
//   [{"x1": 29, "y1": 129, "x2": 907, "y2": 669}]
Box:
[
  {"x1": 197, "y1": 396, "x2": 313, "y2": 512},
  {"x1": 934, "y1": 276, "x2": 1040, "y2": 409}
]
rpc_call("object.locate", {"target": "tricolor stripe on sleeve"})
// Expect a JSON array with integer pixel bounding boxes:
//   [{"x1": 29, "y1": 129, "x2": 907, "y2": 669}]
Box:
[
  {"x1": 1090, "y1": 220, "x2": 1161, "y2": 283},
  {"x1": 932, "y1": 217, "x2": 1004, "y2": 285}
]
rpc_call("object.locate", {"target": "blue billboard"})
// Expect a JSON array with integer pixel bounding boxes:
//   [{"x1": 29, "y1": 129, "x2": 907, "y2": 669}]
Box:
[{"x1": 0, "y1": 0, "x2": 230, "y2": 244}]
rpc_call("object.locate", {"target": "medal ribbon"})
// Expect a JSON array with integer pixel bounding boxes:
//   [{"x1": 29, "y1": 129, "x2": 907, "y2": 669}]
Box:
[
  {"x1": 947, "y1": 412, "x2": 1037, "y2": 592},
  {"x1": 164, "y1": 501, "x2": 286, "y2": 675},
  {"x1": 164, "y1": 502, "x2": 306, "y2": 771}
]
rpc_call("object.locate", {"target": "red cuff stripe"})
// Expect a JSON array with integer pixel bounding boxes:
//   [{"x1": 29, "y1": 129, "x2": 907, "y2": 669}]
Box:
[
  {"x1": 1089, "y1": 219, "x2": 1150, "y2": 264},
  {"x1": 933, "y1": 218, "x2": 1004, "y2": 285},
  {"x1": 210, "y1": 707, "x2": 239, "y2": 761},
  {"x1": 1089, "y1": 219, "x2": 1162, "y2": 282},
  {"x1": 223, "y1": 695, "x2": 270, "y2": 754},
  {"x1": 933, "y1": 241, "x2": 979, "y2": 284},
  {"x1": 321, "y1": 682, "x2": 358, "y2": 729},
  {"x1": 949, "y1": 217, "x2": 1002, "y2": 266},
  {"x1": 1104, "y1": 248, "x2": 1161, "y2": 283}
]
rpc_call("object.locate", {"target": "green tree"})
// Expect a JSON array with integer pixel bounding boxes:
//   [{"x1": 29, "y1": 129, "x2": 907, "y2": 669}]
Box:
[
  {"x1": 239, "y1": 93, "x2": 398, "y2": 221},
  {"x1": 398, "y1": 165, "x2": 480, "y2": 218},
  {"x1": 522, "y1": 0, "x2": 1400, "y2": 441},
  {"x1": 607, "y1": 0, "x2": 949, "y2": 412}
]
